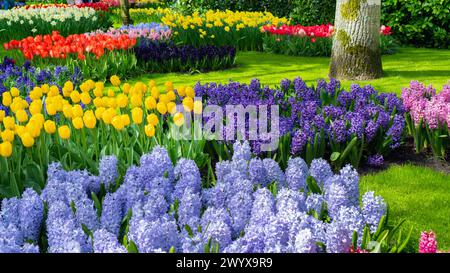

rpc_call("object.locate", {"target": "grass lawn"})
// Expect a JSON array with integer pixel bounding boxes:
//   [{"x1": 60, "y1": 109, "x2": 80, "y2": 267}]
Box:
[
  {"x1": 361, "y1": 164, "x2": 450, "y2": 252},
  {"x1": 128, "y1": 47, "x2": 450, "y2": 95}
]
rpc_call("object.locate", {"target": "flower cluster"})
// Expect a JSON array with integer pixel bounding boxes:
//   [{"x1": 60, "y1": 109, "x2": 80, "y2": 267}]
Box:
[
  {"x1": 262, "y1": 24, "x2": 334, "y2": 40},
  {"x1": 194, "y1": 78, "x2": 405, "y2": 168},
  {"x1": 402, "y1": 81, "x2": 450, "y2": 158},
  {"x1": 0, "y1": 6, "x2": 111, "y2": 42},
  {"x1": 0, "y1": 76, "x2": 198, "y2": 194},
  {"x1": 0, "y1": 142, "x2": 387, "y2": 253},
  {"x1": 88, "y1": 23, "x2": 172, "y2": 41},
  {"x1": 262, "y1": 24, "x2": 391, "y2": 38},
  {"x1": 134, "y1": 40, "x2": 236, "y2": 73},
  {"x1": 419, "y1": 231, "x2": 438, "y2": 253},
  {"x1": 0, "y1": 57, "x2": 83, "y2": 97},
  {"x1": 4, "y1": 31, "x2": 136, "y2": 60},
  {"x1": 126, "y1": 8, "x2": 289, "y2": 51},
  {"x1": 262, "y1": 24, "x2": 397, "y2": 57},
  {"x1": 23, "y1": 3, "x2": 112, "y2": 12}
]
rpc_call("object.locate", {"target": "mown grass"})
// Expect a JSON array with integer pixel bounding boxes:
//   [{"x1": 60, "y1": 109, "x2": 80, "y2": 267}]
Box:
[
  {"x1": 361, "y1": 164, "x2": 450, "y2": 252},
  {"x1": 126, "y1": 47, "x2": 450, "y2": 94}
]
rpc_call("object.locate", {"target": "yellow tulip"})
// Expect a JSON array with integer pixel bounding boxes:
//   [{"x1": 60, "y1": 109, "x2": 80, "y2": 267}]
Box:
[
  {"x1": 63, "y1": 105, "x2": 73, "y2": 119},
  {"x1": 121, "y1": 114, "x2": 131, "y2": 126},
  {"x1": 111, "y1": 116, "x2": 125, "y2": 130},
  {"x1": 148, "y1": 80, "x2": 156, "y2": 89},
  {"x1": 63, "y1": 81, "x2": 74, "y2": 93},
  {"x1": 72, "y1": 117, "x2": 84, "y2": 130},
  {"x1": 151, "y1": 87, "x2": 160, "y2": 99},
  {"x1": 29, "y1": 100, "x2": 42, "y2": 115},
  {"x1": 3, "y1": 116, "x2": 15, "y2": 130},
  {"x1": 107, "y1": 89, "x2": 115, "y2": 98},
  {"x1": 117, "y1": 94, "x2": 129, "y2": 108},
  {"x1": 146, "y1": 113, "x2": 159, "y2": 126},
  {"x1": 94, "y1": 88, "x2": 104, "y2": 98},
  {"x1": 10, "y1": 87, "x2": 20, "y2": 97},
  {"x1": 84, "y1": 112, "x2": 97, "y2": 129},
  {"x1": 41, "y1": 84, "x2": 50, "y2": 94},
  {"x1": 26, "y1": 122, "x2": 40, "y2": 138},
  {"x1": 20, "y1": 132, "x2": 35, "y2": 148},
  {"x1": 1, "y1": 129, "x2": 14, "y2": 142},
  {"x1": 193, "y1": 100, "x2": 203, "y2": 114},
  {"x1": 70, "y1": 90, "x2": 81, "y2": 103},
  {"x1": 58, "y1": 125, "x2": 71, "y2": 140},
  {"x1": 46, "y1": 103, "x2": 57, "y2": 116},
  {"x1": 182, "y1": 97, "x2": 194, "y2": 112},
  {"x1": 80, "y1": 82, "x2": 91, "y2": 93},
  {"x1": 44, "y1": 120, "x2": 56, "y2": 134},
  {"x1": 144, "y1": 124, "x2": 155, "y2": 137},
  {"x1": 80, "y1": 92, "x2": 92, "y2": 105},
  {"x1": 165, "y1": 81, "x2": 174, "y2": 92},
  {"x1": 110, "y1": 75, "x2": 121, "y2": 87},
  {"x1": 156, "y1": 102, "x2": 167, "y2": 115},
  {"x1": 93, "y1": 97, "x2": 104, "y2": 108},
  {"x1": 72, "y1": 105, "x2": 83, "y2": 118},
  {"x1": 167, "y1": 102, "x2": 176, "y2": 114},
  {"x1": 177, "y1": 86, "x2": 186, "y2": 97},
  {"x1": 0, "y1": 110, "x2": 5, "y2": 122},
  {"x1": 145, "y1": 96, "x2": 157, "y2": 110},
  {"x1": 173, "y1": 112, "x2": 185, "y2": 127},
  {"x1": 131, "y1": 107, "x2": 143, "y2": 125},
  {"x1": 0, "y1": 141, "x2": 12, "y2": 157},
  {"x1": 16, "y1": 109, "x2": 28, "y2": 123},
  {"x1": 123, "y1": 83, "x2": 131, "y2": 94},
  {"x1": 2, "y1": 92, "x2": 12, "y2": 106},
  {"x1": 167, "y1": 91, "x2": 176, "y2": 101},
  {"x1": 95, "y1": 107, "x2": 106, "y2": 120},
  {"x1": 186, "y1": 87, "x2": 195, "y2": 98},
  {"x1": 95, "y1": 82, "x2": 104, "y2": 91},
  {"x1": 130, "y1": 95, "x2": 142, "y2": 108}
]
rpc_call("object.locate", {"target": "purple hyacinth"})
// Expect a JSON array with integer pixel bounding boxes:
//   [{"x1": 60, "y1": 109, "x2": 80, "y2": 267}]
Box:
[
  {"x1": 178, "y1": 190, "x2": 202, "y2": 230},
  {"x1": 232, "y1": 141, "x2": 252, "y2": 162},
  {"x1": 93, "y1": 229, "x2": 127, "y2": 253},
  {"x1": 19, "y1": 188, "x2": 44, "y2": 242},
  {"x1": 99, "y1": 155, "x2": 119, "y2": 190},
  {"x1": 101, "y1": 192, "x2": 125, "y2": 236},
  {"x1": 310, "y1": 158, "x2": 333, "y2": 187},
  {"x1": 306, "y1": 194, "x2": 325, "y2": 214},
  {"x1": 285, "y1": 157, "x2": 309, "y2": 191},
  {"x1": 362, "y1": 192, "x2": 387, "y2": 232},
  {"x1": 263, "y1": 158, "x2": 286, "y2": 188},
  {"x1": 367, "y1": 154, "x2": 384, "y2": 167}
]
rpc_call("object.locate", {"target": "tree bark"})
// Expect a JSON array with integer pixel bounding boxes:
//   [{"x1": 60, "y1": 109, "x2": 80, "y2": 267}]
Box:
[
  {"x1": 119, "y1": 0, "x2": 133, "y2": 26},
  {"x1": 329, "y1": 0, "x2": 383, "y2": 80}
]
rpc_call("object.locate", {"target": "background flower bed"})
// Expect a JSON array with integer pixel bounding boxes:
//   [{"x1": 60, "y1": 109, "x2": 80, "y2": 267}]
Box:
[
  {"x1": 134, "y1": 40, "x2": 236, "y2": 73},
  {"x1": 0, "y1": 6, "x2": 113, "y2": 43},
  {"x1": 262, "y1": 24, "x2": 399, "y2": 57}
]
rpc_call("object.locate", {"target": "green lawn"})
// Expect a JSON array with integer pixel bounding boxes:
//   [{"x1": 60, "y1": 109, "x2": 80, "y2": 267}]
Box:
[
  {"x1": 361, "y1": 165, "x2": 450, "y2": 252},
  {"x1": 129, "y1": 47, "x2": 450, "y2": 95}
]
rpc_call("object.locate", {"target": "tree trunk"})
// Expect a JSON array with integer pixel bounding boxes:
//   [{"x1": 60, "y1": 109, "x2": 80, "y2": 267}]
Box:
[
  {"x1": 329, "y1": 0, "x2": 383, "y2": 80},
  {"x1": 119, "y1": 0, "x2": 132, "y2": 26}
]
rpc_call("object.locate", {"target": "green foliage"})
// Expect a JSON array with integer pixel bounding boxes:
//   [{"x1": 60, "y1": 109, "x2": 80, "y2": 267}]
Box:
[
  {"x1": 290, "y1": 0, "x2": 336, "y2": 25},
  {"x1": 382, "y1": 0, "x2": 450, "y2": 48},
  {"x1": 168, "y1": 0, "x2": 292, "y2": 17}
]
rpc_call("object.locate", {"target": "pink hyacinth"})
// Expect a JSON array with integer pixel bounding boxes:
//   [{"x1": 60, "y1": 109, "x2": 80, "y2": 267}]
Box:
[
  {"x1": 401, "y1": 81, "x2": 450, "y2": 128},
  {"x1": 419, "y1": 231, "x2": 438, "y2": 253}
]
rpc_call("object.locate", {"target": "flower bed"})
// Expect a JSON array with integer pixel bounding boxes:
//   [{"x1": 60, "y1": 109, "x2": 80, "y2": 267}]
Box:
[
  {"x1": 194, "y1": 78, "x2": 405, "y2": 169},
  {"x1": 4, "y1": 31, "x2": 137, "y2": 80},
  {"x1": 0, "y1": 77, "x2": 196, "y2": 195},
  {"x1": 0, "y1": 6, "x2": 112, "y2": 42},
  {"x1": 0, "y1": 57, "x2": 83, "y2": 97},
  {"x1": 262, "y1": 24, "x2": 398, "y2": 56},
  {"x1": 88, "y1": 23, "x2": 171, "y2": 41},
  {"x1": 402, "y1": 82, "x2": 450, "y2": 159},
  {"x1": 134, "y1": 40, "x2": 236, "y2": 73},
  {"x1": 0, "y1": 142, "x2": 410, "y2": 253}
]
